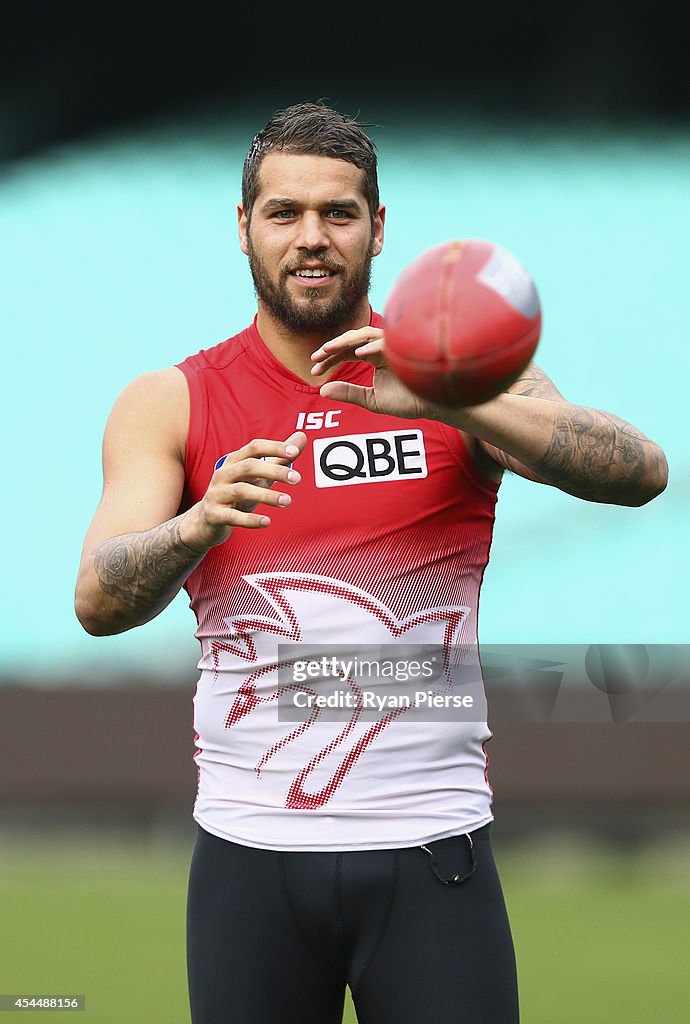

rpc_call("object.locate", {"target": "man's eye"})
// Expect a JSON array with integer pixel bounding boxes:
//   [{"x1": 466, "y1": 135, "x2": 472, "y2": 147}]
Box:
[
  {"x1": 273, "y1": 210, "x2": 296, "y2": 219},
  {"x1": 328, "y1": 210, "x2": 349, "y2": 219}
]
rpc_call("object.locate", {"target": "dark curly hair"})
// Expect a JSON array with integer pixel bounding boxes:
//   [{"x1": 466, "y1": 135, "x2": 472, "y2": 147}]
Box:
[{"x1": 241, "y1": 101, "x2": 380, "y2": 225}]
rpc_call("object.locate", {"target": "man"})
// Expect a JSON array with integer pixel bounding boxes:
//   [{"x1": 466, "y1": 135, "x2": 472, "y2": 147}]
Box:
[{"x1": 75, "y1": 102, "x2": 668, "y2": 1024}]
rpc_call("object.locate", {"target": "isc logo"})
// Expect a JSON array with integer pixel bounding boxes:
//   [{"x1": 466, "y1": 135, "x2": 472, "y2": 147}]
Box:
[
  {"x1": 296, "y1": 410, "x2": 341, "y2": 430},
  {"x1": 313, "y1": 429, "x2": 428, "y2": 488}
]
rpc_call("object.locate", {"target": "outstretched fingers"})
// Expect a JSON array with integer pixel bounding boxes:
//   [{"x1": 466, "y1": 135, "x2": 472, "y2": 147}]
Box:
[
  {"x1": 311, "y1": 328, "x2": 386, "y2": 377},
  {"x1": 201, "y1": 433, "x2": 308, "y2": 534}
]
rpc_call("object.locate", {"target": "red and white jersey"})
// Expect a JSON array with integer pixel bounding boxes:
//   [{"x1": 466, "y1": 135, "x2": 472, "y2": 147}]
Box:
[{"x1": 176, "y1": 312, "x2": 501, "y2": 851}]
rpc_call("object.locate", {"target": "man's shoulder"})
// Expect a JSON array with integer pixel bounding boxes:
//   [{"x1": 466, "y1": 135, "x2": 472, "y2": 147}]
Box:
[
  {"x1": 177, "y1": 324, "x2": 254, "y2": 374},
  {"x1": 103, "y1": 366, "x2": 189, "y2": 462},
  {"x1": 117, "y1": 365, "x2": 189, "y2": 403}
]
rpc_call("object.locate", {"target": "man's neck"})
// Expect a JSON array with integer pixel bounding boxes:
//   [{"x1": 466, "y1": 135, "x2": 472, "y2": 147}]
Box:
[{"x1": 255, "y1": 302, "x2": 373, "y2": 384}]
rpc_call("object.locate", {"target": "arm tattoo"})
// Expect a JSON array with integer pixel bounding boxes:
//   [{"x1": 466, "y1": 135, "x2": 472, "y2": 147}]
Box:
[
  {"x1": 481, "y1": 363, "x2": 666, "y2": 502},
  {"x1": 532, "y1": 405, "x2": 658, "y2": 500},
  {"x1": 92, "y1": 519, "x2": 204, "y2": 612},
  {"x1": 478, "y1": 362, "x2": 564, "y2": 479},
  {"x1": 507, "y1": 362, "x2": 564, "y2": 400}
]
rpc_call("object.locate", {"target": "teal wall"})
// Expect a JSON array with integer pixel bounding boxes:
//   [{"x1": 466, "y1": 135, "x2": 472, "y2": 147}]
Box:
[{"x1": 1, "y1": 115, "x2": 687, "y2": 681}]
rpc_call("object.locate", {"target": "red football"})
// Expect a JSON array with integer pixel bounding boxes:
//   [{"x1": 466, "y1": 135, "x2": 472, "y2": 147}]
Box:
[{"x1": 383, "y1": 239, "x2": 542, "y2": 406}]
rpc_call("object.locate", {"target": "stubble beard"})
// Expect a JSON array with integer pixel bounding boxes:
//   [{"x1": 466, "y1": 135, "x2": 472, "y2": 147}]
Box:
[{"x1": 246, "y1": 237, "x2": 374, "y2": 335}]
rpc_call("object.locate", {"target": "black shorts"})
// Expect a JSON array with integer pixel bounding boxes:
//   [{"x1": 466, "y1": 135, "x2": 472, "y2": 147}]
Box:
[{"x1": 186, "y1": 822, "x2": 519, "y2": 1024}]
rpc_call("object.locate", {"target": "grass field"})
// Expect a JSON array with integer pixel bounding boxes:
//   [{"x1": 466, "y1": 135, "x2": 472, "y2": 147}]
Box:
[{"x1": 1, "y1": 828, "x2": 688, "y2": 1023}]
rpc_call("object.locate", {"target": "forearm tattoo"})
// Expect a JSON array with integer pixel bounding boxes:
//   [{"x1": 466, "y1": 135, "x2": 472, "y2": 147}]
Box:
[
  {"x1": 92, "y1": 518, "x2": 203, "y2": 612},
  {"x1": 532, "y1": 405, "x2": 660, "y2": 500},
  {"x1": 490, "y1": 363, "x2": 666, "y2": 501}
]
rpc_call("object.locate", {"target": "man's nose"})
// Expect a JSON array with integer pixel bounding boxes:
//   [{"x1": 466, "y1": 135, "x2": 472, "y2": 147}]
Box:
[{"x1": 294, "y1": 211, "x2": 330, "y2": 251}]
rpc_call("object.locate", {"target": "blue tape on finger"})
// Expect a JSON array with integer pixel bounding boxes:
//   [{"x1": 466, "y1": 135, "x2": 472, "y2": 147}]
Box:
[{"x1": 213, "y1": 454, "x2": 293, "y2": 471}]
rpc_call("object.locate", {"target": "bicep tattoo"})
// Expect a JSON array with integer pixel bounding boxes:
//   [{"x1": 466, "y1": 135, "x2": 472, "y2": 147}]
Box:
[{"x1": 506, "y1": 362, "x2": 565, "y2": 401}]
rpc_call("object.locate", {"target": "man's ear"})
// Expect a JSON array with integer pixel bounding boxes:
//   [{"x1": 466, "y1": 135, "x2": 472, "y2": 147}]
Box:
[
  {"x1": 372, "y1": 204, "x2": 385, "y2": 257},
  {"x1": 238, "y1": 204, "x2": 249, "y2": 255}
]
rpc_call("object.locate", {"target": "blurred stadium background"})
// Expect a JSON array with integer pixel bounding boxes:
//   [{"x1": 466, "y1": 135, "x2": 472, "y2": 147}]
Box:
[{"x1": 1, "y1": 2, "x2": 688, "y2": 1021}]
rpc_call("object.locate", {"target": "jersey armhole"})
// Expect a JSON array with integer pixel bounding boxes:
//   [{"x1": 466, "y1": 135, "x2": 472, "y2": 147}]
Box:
[
  {"x1": 176, "y1": 358, "x2": 209, "y2": 485},
  {"x1": 435, "y1": 421, "x2": 501, "y2": 497}
]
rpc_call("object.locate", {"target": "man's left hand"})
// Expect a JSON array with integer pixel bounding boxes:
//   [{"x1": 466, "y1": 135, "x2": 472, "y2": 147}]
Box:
[{"x1": 311, "y1": 327, "x2": 456, "y2": 422}]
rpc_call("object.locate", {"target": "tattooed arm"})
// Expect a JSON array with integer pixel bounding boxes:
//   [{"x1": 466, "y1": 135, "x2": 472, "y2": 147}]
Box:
[
  {"x1": 85, "y1": 517, "x2": 208, "y2": 635},
  {"x1": 75, "y1": 368, "x2": 306, "y2": 636},
  {"x1": 455, "y1": 363, "x2": 669, "y2": 506},
  {"x1": 311, "y1": 329, "x2": 668, "y2": 507}
]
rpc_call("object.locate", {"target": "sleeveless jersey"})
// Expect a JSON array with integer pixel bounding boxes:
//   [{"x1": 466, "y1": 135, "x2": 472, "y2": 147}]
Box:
[{"x1": 176, "y1": 313, "x2": 501, "y2": 851}]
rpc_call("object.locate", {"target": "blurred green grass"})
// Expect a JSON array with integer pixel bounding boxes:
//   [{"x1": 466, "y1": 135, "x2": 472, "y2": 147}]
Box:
[{"x1": 0, "y1": 831, "x2": 688, "y2": 1023}]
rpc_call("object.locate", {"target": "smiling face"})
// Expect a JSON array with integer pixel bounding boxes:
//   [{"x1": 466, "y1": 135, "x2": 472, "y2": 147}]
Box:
[{"x1": 238, "y1": 151, "x2": 385, "y2": 336}]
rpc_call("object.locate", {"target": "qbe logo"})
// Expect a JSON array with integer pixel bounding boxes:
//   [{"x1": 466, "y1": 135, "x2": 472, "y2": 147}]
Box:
[{"x1": 313, "y1": 429, "x2": 428, "y2": 488}]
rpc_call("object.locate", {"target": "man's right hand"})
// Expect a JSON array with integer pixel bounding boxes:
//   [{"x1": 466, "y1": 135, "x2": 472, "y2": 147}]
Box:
[{"x1": 185, "y1": 431, "x2": 309, "y2": 550}]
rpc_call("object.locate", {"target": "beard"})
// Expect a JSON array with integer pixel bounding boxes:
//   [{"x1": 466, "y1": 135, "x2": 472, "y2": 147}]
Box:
[{"x1": 246, "y1": 238, "x2": 374, "y2": 334}]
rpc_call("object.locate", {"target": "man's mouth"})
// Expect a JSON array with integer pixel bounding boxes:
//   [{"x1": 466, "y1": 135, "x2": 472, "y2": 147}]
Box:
[{"x1": 290, "y1": 268, "x2": 336, "y2": 279}]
